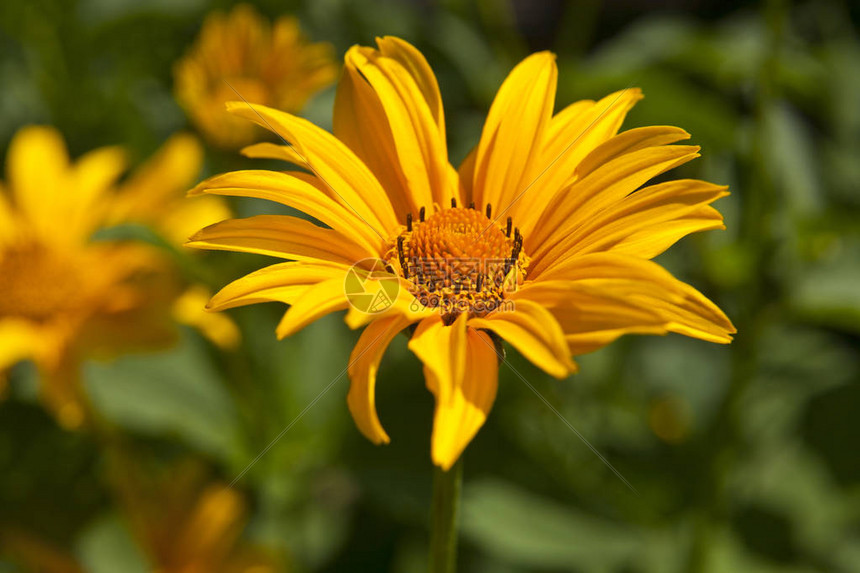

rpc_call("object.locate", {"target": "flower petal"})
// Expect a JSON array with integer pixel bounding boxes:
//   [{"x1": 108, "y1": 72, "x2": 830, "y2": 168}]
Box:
[
  {"x1": 113, "y1": 133, "x2": 202, "y2": 219},
  {"x1": 275, "y1": 277, "x2": 350, "y2": 338},
  {"x1": 226, "y1": 101, "x2": 400, "y2": 236},
  {"x1": 172, "y1": 286, "x2": 240, "y2": 349},
  {"x1": 0, "y1": 184, "x2": 18, "y2": 245},
  {"x1": 7, "y1": 127, "x2": 75, "y2": 241},
  {"x1": 408, "y1": 314, "x2": 468, "y2": 410},
  {"x1": 344, "y1": 278, "x2": 436, "y2": 330},
  {"x1": 336, "y1": 41, "x2": 452, "y2": 214},
  {"x1": 471, "y1": 52, "x2": 557, "y2": 221},
  {"x1": 333, "y1": 62, "x2": 421, "y2": 217},
  {"x1": 188, "y1": 214, "x2": 376, "y2": 266},
  {"x1": 0, "y1": 318, "x2": 45, "y2": 371},
  {"x1": 425, "y1": 327, "x2": 499, "y2": 470},
  {"x1": 541, "y1": 89, "x2": 644, "y2": 179},
  {"x1": 512, "y1": 89, "x2": 646, "y2": 233},
  {"x1": 240, "y1": 141, "x2": 306, "y2": 165},
  {"x1": 456, "y1": 145, "x2": 477, "y2": 206},
  {"x1": 529, "y1": 144, "x2": 701, "y2": 275},
  {"x1": 347, "y1": 314, "x2": 415, "y2": 445},
  {"x1": 526, "y1": 253, "x2": 736, "y2": 346},
  {"x1": 70, "y1": 145, "x2": 128, "y2": 234},
  {"x1": 208, "y1": 261, "x2": 350, "y2": 311},
  {"x1": 468, "y1": 299, "x2": 575, "y2": 378},
  {"x1": 515, "y1": 280, "x2": 668, "y2": 355},
  {"x1": 573, "y1": 125, "x2": 690, "y2": 179},
  {"x1": 190, "y1": 170, "x2": 386, "y2": 256},
  {"x1": 7, "y1": 126, "x2": 116, "y2": 242},
  {"x1": 608, "y1": 206, "x2": 724, "y2": 258},
  {"x1": 377, "y1": 36, "x2": 445, "y2": 126},
  {"x1": 162, "y1": 195, "x2": 232, "y2": 246},
  {"x1": 553, "y1": 179, "x2": 729, "y2": 260}
]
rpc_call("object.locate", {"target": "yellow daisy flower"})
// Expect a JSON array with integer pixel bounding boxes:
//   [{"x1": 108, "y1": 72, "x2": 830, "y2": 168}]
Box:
[
  {"x1": 174, "y1": 3, "x2": 338, "y2": 149},
  {"x1": 0, "y1": 127, "x2": 230, "y2": 428},
  {"x1": 189, "y1": 37, "x2": 735, "y2": 469}
]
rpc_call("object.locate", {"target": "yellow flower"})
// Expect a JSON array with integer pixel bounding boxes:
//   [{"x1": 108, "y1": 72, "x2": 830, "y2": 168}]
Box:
[
  {"x1": 0, "y1": 127, "x2": 231, "y2": 428},
  {"x1": 188, "y1": 37, "x2": 735, "y2": 469},
  {"x1": 109, "y1": 458, "x2": 279, "y2": 573},
  {"x1": 0, "y1": 459, "x2": 279, "y2": 573},
  {"x1": 108, "y1": 132, "x2": 240, "y2": 349},
  {"x1": 174, "y1": 3, "x2": 337, "y2": 149}
]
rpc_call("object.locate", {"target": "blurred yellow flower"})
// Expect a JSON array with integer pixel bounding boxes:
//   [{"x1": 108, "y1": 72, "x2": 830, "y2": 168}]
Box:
[
  {"x1": 108, "y1": 132, "x2": 232, "y2": 247},
  {"x1": 174, "y1": 3, "x2": 337, "y2": 149},
  {"x1": 189, "y1": 37, "x2": 735, "y2": 469},
  {"x1": 0, "y1": 459, "x2": 280, "y2": 573},
  {"x1": 110, "y1": 459, "x2": 280, "y2": 573},
  {"x1": 0, "y1": 527, "x2": 84, "y2": 573},
  {"x1": 0, "y1": 126, "x2": 233, "y2": 429}
]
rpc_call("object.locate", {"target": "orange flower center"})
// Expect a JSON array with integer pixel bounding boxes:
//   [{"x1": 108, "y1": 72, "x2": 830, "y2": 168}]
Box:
[
  {"x1": 0, "y1": 242, "x2": 90, "y2": 323},
  {"x1": 389, "y1": 203, "x2": 528, "y2": 321}
]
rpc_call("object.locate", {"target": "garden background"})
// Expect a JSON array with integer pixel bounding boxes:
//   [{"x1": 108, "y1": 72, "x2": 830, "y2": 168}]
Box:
[{"x1": 2, "y1": 0, "x2": 860, "y2": 571}]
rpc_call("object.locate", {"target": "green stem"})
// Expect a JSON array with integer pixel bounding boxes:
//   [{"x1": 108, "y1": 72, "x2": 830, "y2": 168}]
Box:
[{"x1": 429, "y1": 459, "x2": 463, "y2": 573}]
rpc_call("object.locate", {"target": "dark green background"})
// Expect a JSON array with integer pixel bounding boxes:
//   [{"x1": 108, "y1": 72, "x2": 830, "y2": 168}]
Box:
[{"x1": 2, "y1": 0, "x2": 860, "y2": 571}]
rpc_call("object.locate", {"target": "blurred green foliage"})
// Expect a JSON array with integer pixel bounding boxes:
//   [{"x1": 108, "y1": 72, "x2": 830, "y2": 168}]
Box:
[{"x1": 2, "y1": 0, "x2": 860, "y2": 572}]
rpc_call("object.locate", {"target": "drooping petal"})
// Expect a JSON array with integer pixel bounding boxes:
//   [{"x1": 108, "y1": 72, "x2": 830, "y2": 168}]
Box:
[
  {"x1": 187, "y1": 215, "x2": 376, "y2": 266},
  {"x1": 408, "y1": 314, "x2": 468, "y2": 410},
  {"x1": 39, "y1": 356, "x2": 88, "y2": 430},
  {"x1": 471, "y1": 52, "x2": 557, "y2": 221},
  {"x1": 190, "y1": 170, "x2": 386, "y2": 256},
  {"x1": 347, "y1": 314, "x2": 415, "y2": 444},
  {"x1": 468, "y1": 299, "x2": 575, "y2": 378},
  {"x1": 424, "y1": 327, "x2": 499, "y2": 470},
  {"x1": 225, "y1": 101, "x2": 400, "y2": 236}
]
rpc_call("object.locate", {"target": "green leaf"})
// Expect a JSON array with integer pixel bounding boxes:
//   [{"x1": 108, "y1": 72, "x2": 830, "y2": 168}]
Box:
[
  {"x1": 85, "y1": 331, "x2": 240, "y2": 460},
  {"x1": 76, "y1": 513, "x2": 149, "y2": 573},
  {"x1": 790, "y1": 238, "x2": 860, "y2": 332},
  {"x1": 461, "y1": 479, "x2": 639, "y2": 569}
]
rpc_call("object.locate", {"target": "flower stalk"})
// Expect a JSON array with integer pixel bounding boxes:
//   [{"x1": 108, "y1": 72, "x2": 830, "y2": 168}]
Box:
[{"x1": 429, "y1": 458, "x2": 463, "y2": 573}]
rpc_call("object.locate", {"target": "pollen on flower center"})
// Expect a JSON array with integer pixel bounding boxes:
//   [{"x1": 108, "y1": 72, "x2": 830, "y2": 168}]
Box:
[{"x1": 388, "y1": 203, "x2": 528, "y2": 321}]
